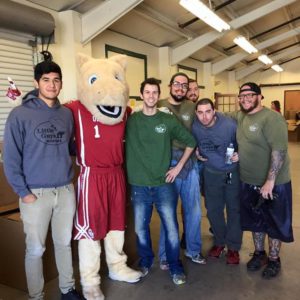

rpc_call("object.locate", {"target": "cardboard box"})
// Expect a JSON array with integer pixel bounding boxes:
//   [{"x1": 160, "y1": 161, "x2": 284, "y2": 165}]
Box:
[{"x1": 0, "y1": 213, "x2": 58, "y2": 291}]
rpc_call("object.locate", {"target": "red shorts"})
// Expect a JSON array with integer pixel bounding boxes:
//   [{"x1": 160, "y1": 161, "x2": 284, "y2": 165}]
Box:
[{"x1": 74, "y1": 165, "x2": 126, "y2": 240}]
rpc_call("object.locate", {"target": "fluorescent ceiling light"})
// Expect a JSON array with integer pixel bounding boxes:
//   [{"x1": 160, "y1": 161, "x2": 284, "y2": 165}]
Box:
[
  {"x1": 233, "y1": 36, "x2": 258, "y2": 54},
  {"x1": 179, "y1": 0, "x2": 230, "y2": 32},
  {"x1": 258, "y1": 55, "x2": 273, "y2": 65},
  {"x1": 271, "y1": 64, "x2": 283, "y2": 72}
]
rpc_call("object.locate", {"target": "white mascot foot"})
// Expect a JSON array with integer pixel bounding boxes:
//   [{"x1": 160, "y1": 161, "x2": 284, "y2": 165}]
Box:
[
  {"x1": 109, "y1": 265, "x2": 142, "y2": 283},
  {"x1": 83, "y1": 285, "x2": 104, "y2": 300}
]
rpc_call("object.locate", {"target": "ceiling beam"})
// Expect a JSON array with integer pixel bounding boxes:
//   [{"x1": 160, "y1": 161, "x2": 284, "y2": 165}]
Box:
[
  {"x1": 212, "y1": 26, "x2": 300, "y2": 75},
  {"x1": 81, "y1": 0, "x2": 143, "y2": 44},
  {"x1": 256, "y1": 27, "x2": 300, "y2": 50},
  {"x1": 171, "y1": 0, "x2": 296, "y2": 65},
  {"x1": 224, "y1": 16, "x2": 300, "y2": 51},
  {"x1": 235, "y1": 46, "x2": 300, "y2": 80},
  {"x1": 133, "y1": 3, "x2": 194, "y2": 39},
  {"x1": 229, "y1": 0, "x2": 296, "y2": 29}
]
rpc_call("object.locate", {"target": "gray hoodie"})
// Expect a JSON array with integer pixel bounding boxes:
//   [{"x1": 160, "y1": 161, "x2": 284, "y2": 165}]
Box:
[{"x1": 3, "y1": 90, "x2": 74, "y2": 197}]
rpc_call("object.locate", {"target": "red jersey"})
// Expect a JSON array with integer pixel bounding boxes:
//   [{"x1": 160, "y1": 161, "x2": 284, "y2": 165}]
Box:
[
  {"x1": 65, "y1": 101, "x2": 130, "y2": 240},
  {"x1": 66, "y1": 101, "x2": 128, "y2": 167}
]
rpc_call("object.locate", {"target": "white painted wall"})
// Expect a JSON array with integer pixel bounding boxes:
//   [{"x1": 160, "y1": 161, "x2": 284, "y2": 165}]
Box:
[{"x1": 240, "y1": 60, "x2": 300, "y2": 115}]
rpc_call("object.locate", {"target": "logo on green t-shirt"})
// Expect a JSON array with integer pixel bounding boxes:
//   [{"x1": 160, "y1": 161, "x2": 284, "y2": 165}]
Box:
[
  {"x1": 249, "y1": 123, "x2": 259, "y2": 132},
  {"x1": 155, "y1": 124, "x2": 167, "y2": 134},
  {"x1": 182, "y1": 114, "x2": 190, "y2": 121}
]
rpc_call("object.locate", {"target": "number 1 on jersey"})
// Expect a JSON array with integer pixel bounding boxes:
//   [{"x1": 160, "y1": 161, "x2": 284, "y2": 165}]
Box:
[{"x1": 94, "y1": 125, "x2": 100, "y2": 139}]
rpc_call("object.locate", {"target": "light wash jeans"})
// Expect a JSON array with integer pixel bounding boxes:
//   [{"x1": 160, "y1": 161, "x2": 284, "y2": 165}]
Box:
[
  {"x1": 159, "y1": 161, "x2": 202, "y2": 260},
  {"x1": 131, "y1": 184, "x2": 184, "y2": 275},
  {"x1": 19, "y1": 184, "x2": 76, "y2": 299}
]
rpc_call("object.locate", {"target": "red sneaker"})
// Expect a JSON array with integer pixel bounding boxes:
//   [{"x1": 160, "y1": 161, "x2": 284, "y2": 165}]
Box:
[
  {"x1": 226, "y1": 249, "x2": 240, "y2": 264},
  {"x1": 208, "y1": 245, "x2": 225, "y2": 258}
]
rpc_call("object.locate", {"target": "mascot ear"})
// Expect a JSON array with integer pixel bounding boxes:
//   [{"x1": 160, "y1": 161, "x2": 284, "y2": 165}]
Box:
[
  {"x1": 76, "y1": 53, "x2": 91, "y2": 68},
  {"x1": 109, "y1": 54, "x2": 127, "y2": 71}
]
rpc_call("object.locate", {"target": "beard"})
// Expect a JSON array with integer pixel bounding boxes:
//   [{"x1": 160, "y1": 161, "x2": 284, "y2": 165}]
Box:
[
  {"x1": 170, "y1": 91, "x2": 186, "y2": 103},
  {"x1": 239, "y1": 98, "x2": 259, "y2": 113},
  {"x1": 189, "y1": 94, "x2": 198, "y2": 102}
]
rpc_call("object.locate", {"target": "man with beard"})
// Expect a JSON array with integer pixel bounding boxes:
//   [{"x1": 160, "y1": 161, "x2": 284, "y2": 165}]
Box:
[
  {"x1": 186, "y1": 79, "x2": 199, "y2": 103},
  {"x1": 157, "y1": 73, "x2": 205, "y2": 268},
  {"x1": 232, "y1": 82, "x2": 293, "y2": 279}
]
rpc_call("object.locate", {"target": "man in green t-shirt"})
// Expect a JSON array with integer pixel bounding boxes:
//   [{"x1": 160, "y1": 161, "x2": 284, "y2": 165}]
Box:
[
  {"x1": 126, "y1": 78, "x2": 196, "y2": 285},
  {"x1": 234, "y1": 82, "x2": 293, "y2": 279}
]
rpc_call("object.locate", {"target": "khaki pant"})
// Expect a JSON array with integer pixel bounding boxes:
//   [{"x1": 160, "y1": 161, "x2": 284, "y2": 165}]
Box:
[{"x1": 19, "y1": 184, "x2": 76, "y2": 300}]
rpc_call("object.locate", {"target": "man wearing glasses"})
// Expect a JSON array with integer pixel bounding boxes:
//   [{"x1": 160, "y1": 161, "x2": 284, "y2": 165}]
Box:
[
  {"x1": 233, "y1": 82, "x2": 293, "y2": 279},
  {"x1": 157, "y1": 73, "x2": 205, "y2": 268}
]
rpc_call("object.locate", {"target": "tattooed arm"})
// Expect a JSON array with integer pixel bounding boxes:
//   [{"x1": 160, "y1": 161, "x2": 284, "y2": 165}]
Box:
[{"x1": 260, "y1": 149, "x2": 286, "y2": 199}]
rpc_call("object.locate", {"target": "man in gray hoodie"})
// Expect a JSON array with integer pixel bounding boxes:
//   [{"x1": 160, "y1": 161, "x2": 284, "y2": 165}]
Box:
[{"x1": 3, "y1": 61, "x2": 81, "y2": 300}]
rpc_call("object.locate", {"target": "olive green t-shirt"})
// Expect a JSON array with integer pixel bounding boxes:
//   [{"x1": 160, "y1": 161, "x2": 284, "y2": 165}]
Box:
[
  {"x1": 158, "y1": 99, "x2": 195, "y2": 150},
  {"x1": 231, "y1": 108, "x2": 290, "y2": 185},
  {"x1": 126, "y1": 110, "x2": 196, "y2": 186}
]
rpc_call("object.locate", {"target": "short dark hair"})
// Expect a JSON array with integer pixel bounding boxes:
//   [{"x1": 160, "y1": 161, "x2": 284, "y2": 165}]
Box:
[
  {"x1": 34, "y1": 60, "x2": 62, "y2": 82},
  {"x1": 195, "y1": 98, "x2": 215, "y2": 110},
  {"x1": 169, "y1": 72, "x2": 189, "y2": 85},
  {"x1": 140, "y1": 77, "x2": 161, "y2": 95},
  {"x1": 188, "y1": 78, "x2": 197, "y2": 84}
]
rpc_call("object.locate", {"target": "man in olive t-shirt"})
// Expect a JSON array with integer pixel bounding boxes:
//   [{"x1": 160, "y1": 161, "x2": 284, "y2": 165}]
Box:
[{"x1": 233, "y1": 82, "x2": 293, "y2": 280}]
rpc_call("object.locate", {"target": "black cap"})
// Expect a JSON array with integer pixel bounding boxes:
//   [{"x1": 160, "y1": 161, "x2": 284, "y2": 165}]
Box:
[{"x1": 239, "y1": 82, "x2": 264, "y2": 99}]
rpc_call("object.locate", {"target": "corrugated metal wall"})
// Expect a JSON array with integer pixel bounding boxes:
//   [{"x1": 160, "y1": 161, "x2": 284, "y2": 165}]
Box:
[{"x1": 0, "y1": 38, "x2": 34, "y2": 140}]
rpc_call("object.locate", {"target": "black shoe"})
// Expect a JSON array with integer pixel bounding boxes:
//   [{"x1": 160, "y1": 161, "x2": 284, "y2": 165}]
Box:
[
  {"x1": 247, "y1": 251, "x2": 268, "y2": 271},
  {"x1": 262, "y1": 258, "x2": 281, "y2": 279},
  {"x1": 180, "y1": 232, "x2": 186, "y2": 249},
  {"x1": 61, "y1": 289, "x2": 83, "y2": 300}
]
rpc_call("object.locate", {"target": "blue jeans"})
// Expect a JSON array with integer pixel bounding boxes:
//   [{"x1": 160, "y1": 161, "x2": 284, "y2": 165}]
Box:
[
  {"x1": 131, "y1": 184, "x2": 183, "y2": 275},
  {"x1": 159, "y1": 161, "x2": 202, "y2": 260}
]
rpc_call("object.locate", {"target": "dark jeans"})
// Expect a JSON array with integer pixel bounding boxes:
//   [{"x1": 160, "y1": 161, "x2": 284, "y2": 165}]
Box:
[
  {"x1": 131, "y1": 184, "x2": 184, "y2": 275},
  {"x1": 204, "y1": 167, "x2": 242, "y2": 250}
]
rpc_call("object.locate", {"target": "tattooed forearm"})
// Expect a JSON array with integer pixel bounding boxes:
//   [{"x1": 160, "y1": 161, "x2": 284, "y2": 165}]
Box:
[{"x1": 267, "y1": 150, "x2": 286, "y2": 181}]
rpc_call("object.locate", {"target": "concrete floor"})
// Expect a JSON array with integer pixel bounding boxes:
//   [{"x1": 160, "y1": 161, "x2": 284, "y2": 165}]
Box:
[{"x1": 1, "y1": 142, "x2": 299, "y2": 300}]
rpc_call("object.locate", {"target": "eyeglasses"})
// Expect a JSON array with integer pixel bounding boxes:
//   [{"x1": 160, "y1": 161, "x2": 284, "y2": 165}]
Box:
[
  {"x1": 238, "y1": 93, "x2": 257, "y2": 100},
  {"x1": 172, "y1": 81, "x2": 189, "y2": 90}
]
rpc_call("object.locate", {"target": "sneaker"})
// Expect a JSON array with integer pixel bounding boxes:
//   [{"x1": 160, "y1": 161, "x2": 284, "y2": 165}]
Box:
[
  {"x1": 184, "y1": 252, "x2": 207, "y2": 264},
  {"x1": 247, "y1": 250, "x2": 268, "y2": 271},
  {"x1": 208, "y1": 245, "x2": 225, "y2": 258},
  {"x1": 226, "y1": 249, "x2": 240, "y2": 264},
  {"x1": 140, "y1": 266, "x2": 150, "y2": 277},
  {"x1": 180, "y1": 232, "x2": 186, "y2": 249},
  {"x1": 61, "y1": 289, "x2": 83, "y2": 300},
  {"x1": 262, "y1": 258, "x2": 281, "y2": 279},
  {"x1": 159, "y1": 260, "x2": 169, "y2": 271},
  {"x1": 172, "y1": 273, "x2": 186, "y2": 285}
]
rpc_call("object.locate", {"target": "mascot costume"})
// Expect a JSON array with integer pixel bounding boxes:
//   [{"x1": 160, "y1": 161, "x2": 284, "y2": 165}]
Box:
[
  {"x1": 66, "y1": 53, "x2": 142, "y2": 300},
  {"x1": 6, "y1": 53, "x2": 142, "y2": 300}
]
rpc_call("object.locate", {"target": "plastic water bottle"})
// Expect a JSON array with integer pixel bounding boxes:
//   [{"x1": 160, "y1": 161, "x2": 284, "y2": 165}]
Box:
[{"x1": 225, "y1": 143, "x2": 234, "y2": 165}]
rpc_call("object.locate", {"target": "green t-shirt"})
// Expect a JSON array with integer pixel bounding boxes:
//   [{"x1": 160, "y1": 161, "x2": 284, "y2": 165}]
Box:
[
  {"x1": 126, "y1": 110, "x2": 196, "y2": 186},
  {"x1": 231, "y1": 108, "x2": 290, "y2": 185},
  {"x1": 158, "y1": 99, "x2": 195, "y2": 150}
]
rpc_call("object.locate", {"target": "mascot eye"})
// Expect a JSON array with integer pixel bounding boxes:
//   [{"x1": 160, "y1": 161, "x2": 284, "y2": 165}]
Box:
[
  {"x1": 88, "y1": 75, "x2": 97, "y2": 85},
  {"x1": 115, "y1": 73, "x2": 122, "y2": 81}
]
